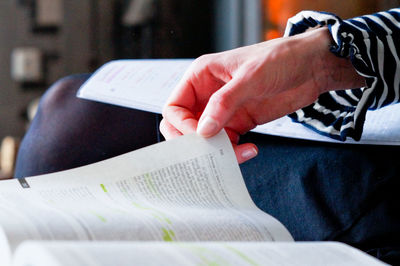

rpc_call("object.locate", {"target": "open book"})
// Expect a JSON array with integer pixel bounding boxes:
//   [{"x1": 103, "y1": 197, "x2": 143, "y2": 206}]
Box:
[
  {"x1": 77, "y1": 59, "x2": 400, "y2": 145},
  {"x1": 0, "y1": 131, "x2": 386, "y2": 265}
]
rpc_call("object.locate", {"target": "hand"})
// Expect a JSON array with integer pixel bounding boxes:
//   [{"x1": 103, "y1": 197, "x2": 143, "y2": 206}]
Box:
[{"x1": 161, "y1": 27, "x2": 364, "y2": 163}]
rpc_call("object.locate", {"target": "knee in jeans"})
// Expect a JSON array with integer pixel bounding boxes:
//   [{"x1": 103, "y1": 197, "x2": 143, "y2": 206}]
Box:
[{"x1": 37, "y1": 74, "x2": 90, "y2": 114}]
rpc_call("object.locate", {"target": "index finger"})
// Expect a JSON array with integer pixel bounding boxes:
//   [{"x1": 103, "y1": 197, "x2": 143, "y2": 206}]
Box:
[
  {"x1": 163, "y1": 63, "x2": 225, "y2": 135},
  {"x1": 164, "y1": 72, "x2": 197, "y2": 113},
  {"x1": 162, "y1": 105, "x2": 198, "y2": 135},
  {"x1": 162, "y1": 74, "x2": 200, "y2": 134}
]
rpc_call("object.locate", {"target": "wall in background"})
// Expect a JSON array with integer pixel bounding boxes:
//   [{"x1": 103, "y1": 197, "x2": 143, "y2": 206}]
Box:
[
  {"x1": 214, "y1": 0, "x2": 263, "y2": 52},
  {"x1": 263, "y1": 0, "x2": 400, "y2": 39},
  {"x1": 214, "y1": 0, "x2": 400, "y2": 51},
  {"x1": 0, "y1": 0, "x2": 116, "y2": 141},
  {"x1": 0, "y1": 0, "x2": 215, "y2": 142}
]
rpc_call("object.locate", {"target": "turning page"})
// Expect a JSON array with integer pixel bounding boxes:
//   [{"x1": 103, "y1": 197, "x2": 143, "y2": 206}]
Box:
[
  {"x1": 77, "y1": 59, "x2": 400, "y2": 145},
  {"x1": 0, "y1": 131, "x2": 292, "y2": 266},
  {"x1": 13, "y1": 241, "x2": 387, "y2": 266}
]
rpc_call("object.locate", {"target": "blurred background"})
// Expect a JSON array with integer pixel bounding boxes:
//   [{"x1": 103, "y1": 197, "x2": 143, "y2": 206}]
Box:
[{"x1": 0, "y1": 0, "x2": 399, "y2": 178}]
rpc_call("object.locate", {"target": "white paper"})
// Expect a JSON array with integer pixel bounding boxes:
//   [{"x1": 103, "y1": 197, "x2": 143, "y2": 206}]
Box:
[
  {"x1": 253, "y1": 103, "x2": 400, "y2": 145},
  {"x1": 0, "y1": 131, "x2": 292, "y2": 264},
  {"x1": 13, "y1": 241, "x2": 387, "y2": 266},
  {"x1": 78, "y1": 59, "x2": 400, "y2": 145},
  {"x1": 77, "y1": 59, "x2": 192, "y2": 114}
]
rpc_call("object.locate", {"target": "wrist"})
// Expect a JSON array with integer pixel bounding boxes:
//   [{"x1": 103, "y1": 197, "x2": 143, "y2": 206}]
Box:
[{"x1": 295, "y1": 27, "x2": 365, "y2": 94}]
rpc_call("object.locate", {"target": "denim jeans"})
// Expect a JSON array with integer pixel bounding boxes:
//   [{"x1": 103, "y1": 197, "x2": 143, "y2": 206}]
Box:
[{"x1": 240, "y1": 132, "x2": 400, "y2": 264}]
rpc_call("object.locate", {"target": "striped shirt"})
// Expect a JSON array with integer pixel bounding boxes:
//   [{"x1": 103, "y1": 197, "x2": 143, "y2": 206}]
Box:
[{"x1": 285, "y1": 8, "x2": 400, "y2": 141}]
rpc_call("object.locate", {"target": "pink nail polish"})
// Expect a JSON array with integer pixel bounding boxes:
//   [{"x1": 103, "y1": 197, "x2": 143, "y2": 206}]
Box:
[{"x1": 242, "y1": 147, "x2": 258, "y2": 160}]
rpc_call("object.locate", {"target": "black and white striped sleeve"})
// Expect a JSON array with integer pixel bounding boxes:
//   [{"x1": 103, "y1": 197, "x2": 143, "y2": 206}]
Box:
[{"x1": 284, "y1": 8, "x2": 400, "y2": 141}]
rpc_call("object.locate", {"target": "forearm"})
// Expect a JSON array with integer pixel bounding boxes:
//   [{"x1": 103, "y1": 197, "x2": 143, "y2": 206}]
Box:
[
  {"x1": 286, "y1": 9, "x2": 400, "y2": 141},
  {"x1": 304, "y1": 27, "x2": 365, "y2": 93},
  {"x1": 266, "y1": 27, "x2": 365, "y2": 97}
]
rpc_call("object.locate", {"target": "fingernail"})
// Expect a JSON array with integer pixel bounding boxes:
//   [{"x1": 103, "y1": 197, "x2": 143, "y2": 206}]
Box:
[
  {"x1": 197, "y1": 116, "x2": 219, "y2": 137},
  {"x1": 242, "y1": 147, "x2": 258, "y2": 160}
]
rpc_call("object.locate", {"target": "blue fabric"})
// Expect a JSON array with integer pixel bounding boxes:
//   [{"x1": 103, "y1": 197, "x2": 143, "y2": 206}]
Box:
[
  {"x1": 239, "y1": 132, "x2": 400, "y2": 264},
  {"x1": 14, "y1": 74, "x2": 162, "y2": 178}
]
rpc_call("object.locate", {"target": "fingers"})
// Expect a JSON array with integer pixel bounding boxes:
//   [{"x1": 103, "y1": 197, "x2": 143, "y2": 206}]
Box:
[
  {"x1": 164, "y1": 75, "x2": 197, "y2": 113},
  {"x1": 159, "y1": 119, "x2": 182, "y2": 140},
  {"x1": 197, "y1": 76, "x2": 248, "y2": 137},
  {"x1": 162, "y1": 106, "x2": 198, "y2": 136},
  {"x1": 233, "y1": 143, "x2": 258, "y2": 164},
  {"x1": 161, "y1": 114, "x2": 241, "y2": 147},
  {"x1": 224, "y1": 128, "x2": 240, "y2": 145},
  {"x1": 163, "y1": 59, "x2": 221, "y2": 137},
  {"x1": 161, "y1": 117, "x2": 258, "y2": 164}
]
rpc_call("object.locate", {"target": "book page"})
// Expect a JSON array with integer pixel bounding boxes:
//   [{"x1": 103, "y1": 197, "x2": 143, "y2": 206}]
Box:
[
  {"x1": 13, "y1": 241, "x2": 387, "y2": 266},
  {"x1": 253, "y1": 103, "x2": 400, "y2": 145},
  {"x1": 78, "y1": 59, "x2": 400, "y2": 145},
  {"x1": 77, "y1": 59, "x2": 192, "y2": 114},
  {"x1": 0, "y1": 131, "x2": 292, "y2": 263}
]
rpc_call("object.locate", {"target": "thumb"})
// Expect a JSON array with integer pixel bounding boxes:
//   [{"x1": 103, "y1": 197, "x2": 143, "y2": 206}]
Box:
[{"x1": 197, "y1": 77, "x2": 246, "y2": 137}]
